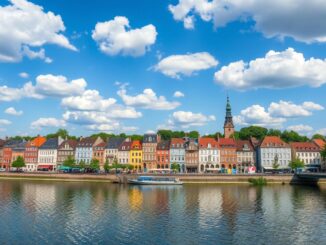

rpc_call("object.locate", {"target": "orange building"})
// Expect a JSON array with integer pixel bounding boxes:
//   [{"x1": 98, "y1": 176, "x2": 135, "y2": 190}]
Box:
[
  {"x1": 219, "y1": 138, "x2": 237, "y2": 172},
  {"x1": 2, "y1": 140, "x2": 24, "y2": 170},
  {"x1": 24, "y1": 136, "x2": 46, "y2": 172},
  {"x1": 93, "y1": 142, "x2": 106, "y2": 170},
  {"x1": 156, "y1": 140, "x2": 170, "y2": 169}
]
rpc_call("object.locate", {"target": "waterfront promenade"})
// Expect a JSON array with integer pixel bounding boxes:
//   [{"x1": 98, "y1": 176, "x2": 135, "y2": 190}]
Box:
[{"x1": 2, "y1": 172, "x2": 326, "y2": 184}]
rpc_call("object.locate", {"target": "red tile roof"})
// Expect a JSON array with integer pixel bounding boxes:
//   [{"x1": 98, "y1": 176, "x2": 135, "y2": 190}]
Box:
[
  {"x1": 218, "y1": 138, "x2": 236, "y2": 147},
  {"x1": 199, "y1": 137, "x2": 219, "y2": 148},
  {"x1": 170, "y1": 138, "x2": 185, "y2": 148},
  {"x1": 236, "y1": 140, "x2": 254, "y2": 151},
  {"x1": 260, "y1": 136, "x2": 289, "y2": 148},
  {"x1": 290, "y1": 142, "x2": 320, "y2": 152},
  {"x1": 131, "y1": 140, "x2": 142, "y2": 150},
  {"x1": 313, "y1": 139, "x2": 325, "y2": 149}
]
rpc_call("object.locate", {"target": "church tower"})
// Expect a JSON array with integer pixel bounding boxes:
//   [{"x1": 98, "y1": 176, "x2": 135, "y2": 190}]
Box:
[{"x1": 224, "y1": 96, "x2": 234, "y2": 138}]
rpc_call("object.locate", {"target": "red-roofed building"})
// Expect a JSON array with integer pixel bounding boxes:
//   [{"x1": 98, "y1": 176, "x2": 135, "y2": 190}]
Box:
[
  {"x1": 218, "y1": 138, "x2": 237, "y2": 172},
  {"x1": 313, "y1": 139, "x2": 325, "y2": 150},
  {"x1": 290, "y1": 142, "x2": 321, "y2": 167},
  {"x1": 198, "y1": 137, "x2": 220, "y2": 173},
  {"x1": 24, "y1": 136, "x2": 46, "y2": 172},
  {"x1": 258, "y1": 136, "x2": 291, "y2": 172},
  {"x1": 156, "y1": 140, "x2": 170, "y2": 169}
]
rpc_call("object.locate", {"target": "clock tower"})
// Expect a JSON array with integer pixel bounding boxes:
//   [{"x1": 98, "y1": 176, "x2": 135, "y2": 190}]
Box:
[{"x1": 224, "y1": 96, "x2": 234, "y2": 138}]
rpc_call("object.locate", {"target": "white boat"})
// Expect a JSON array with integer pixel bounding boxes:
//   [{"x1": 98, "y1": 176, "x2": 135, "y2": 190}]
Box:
[{"x1": 128, "y1": 176, "x2": 183, "y2": 185}]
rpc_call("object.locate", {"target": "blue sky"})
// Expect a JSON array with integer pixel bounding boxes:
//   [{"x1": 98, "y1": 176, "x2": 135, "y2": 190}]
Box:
[{"x1": 0, "y1": 0, "x2": 325, "y2": 137}]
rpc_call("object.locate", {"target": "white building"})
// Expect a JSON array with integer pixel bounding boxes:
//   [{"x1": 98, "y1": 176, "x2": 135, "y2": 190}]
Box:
[
  {"x1": 290, "y1": 142, "x2": 321, "y2": 166},
  {"x1": 75, "y1": 137, "x2": 103, "y2": 164},
  {"x1": 37, "y1": 137, "x2": 63, "y2": 171},
  {"x1": 118, "y1": 138, "x2": 131, "y2": 164},
  {"x1": 169, "y1": 138, "x2": 186, "y2": 172},
  {"x1": 258, "y1": 136, "x2": 291, "y2": 172},
  {"x1": 198, "y1": 138, "x2": 220, "y2": 173},
  {"x1": 105, "y1": 138, "x2": 125, "y2": 164},
  {"x1": 236, "y1": 140, "x2": 256, "y2": 173}
]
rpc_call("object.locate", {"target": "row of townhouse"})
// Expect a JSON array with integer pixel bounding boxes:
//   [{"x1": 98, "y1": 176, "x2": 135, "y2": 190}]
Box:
[{"x1": 0, "y1": 134, "x2": 325, "y2": 173}]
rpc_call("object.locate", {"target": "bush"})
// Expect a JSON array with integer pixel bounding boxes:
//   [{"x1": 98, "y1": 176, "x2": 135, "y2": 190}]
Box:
[{"x1": 248, "y1": 177, "x2": 267, "y2": 186}]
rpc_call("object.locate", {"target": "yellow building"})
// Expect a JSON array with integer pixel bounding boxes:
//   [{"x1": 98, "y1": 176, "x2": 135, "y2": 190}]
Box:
[{"x1": 130, "y1": 140, "x2": 142, "y2": 171}]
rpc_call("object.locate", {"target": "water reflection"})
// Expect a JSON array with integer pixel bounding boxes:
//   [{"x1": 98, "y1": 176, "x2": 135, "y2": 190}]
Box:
[{"x1": 0, "y1": 180, "x2": 326, "y2": 245}]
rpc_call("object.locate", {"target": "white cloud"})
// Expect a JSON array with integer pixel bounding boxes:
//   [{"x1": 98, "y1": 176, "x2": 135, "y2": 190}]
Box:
[
  {"x1": 35, "y1": 74, "x2": 86, "y2": 97},
  {"x1": 154, "y1": 52, "x2": 218, "y2": 79},
  {"x1": 0, "y1": 0, "x2": 76, "y2": 63},
  {"x1": 92, "y1": 16, "x2": 157, "y2": 57},
  {"x1": 214, "y1": 48, "x2": 326, "y2": 90},
  {"x1": 173, "y1": 91, "x2": 185, "y2": 98},
  {"x1": 268, "y1": 101, "x2": 324, "y2": 118},
  {"x1": 234, "y1": 105, "x2": 286, "y2": 128},
  {"x1": 4, "y1": 107, "x2": 23, "y2": 116},
  {"x1": 0, "y1": 82, "x2": 41, "y2": 101},
  {"x1": 61, "y1": 90, "x2": 116, "y2": 111},
  {"x1": 287, "y1": 124, "x2": 313, "y2": 133},
  {"x1": 169, "y1": 0, "x2": 326, "y2": 43},
  {"x1": 0, "y1": 119, "x2": 11, "y2": 125},
  {"x1": 86, "y1": 124, "x2": 138, "y2": 133},
  {"x1": 117, "y1": 88, "x2": 180, "y2": 110},
  {"x1": 159, "y1": 111, "x2": 216, "y2": 129},
  {"x1": 19, "y1": 72, "x2": 29, "y2": 78},
  {"x1": 316, "y1": 128, "x2": 326, "y2": 136},
  {"x1": 31, "y1": 117, "x2": 66, "y2": 130}
]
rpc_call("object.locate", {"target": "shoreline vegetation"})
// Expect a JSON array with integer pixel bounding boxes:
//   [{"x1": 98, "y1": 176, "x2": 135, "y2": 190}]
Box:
[{"x1": 0, "y1": 172, "x2": 319, "y2": 184}]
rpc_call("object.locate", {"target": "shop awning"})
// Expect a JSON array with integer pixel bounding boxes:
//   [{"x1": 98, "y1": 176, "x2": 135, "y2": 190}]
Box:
[{"x1": 37, "y1": 165, "x2": 53, "y2": 169}]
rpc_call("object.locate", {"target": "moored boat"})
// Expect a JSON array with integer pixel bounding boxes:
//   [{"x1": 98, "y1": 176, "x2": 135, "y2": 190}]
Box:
[{"x1": 128, "y1": 176, "x2": 183, "y2": 185}]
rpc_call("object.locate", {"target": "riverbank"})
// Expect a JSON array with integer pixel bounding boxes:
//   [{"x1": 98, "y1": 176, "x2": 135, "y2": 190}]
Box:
[{"x1": 0, "y1": 172, "x2": 312, "y2": 184}]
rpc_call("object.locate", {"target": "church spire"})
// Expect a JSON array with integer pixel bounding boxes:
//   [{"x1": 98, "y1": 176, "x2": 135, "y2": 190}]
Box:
[{"x1": 224, "y1": 96, "x2": 234, "y2": 138}]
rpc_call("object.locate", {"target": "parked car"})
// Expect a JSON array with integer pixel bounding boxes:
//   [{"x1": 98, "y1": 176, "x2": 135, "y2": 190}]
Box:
[{"x1": 0, "y1": 168, "x2": 6, "y2": 172}]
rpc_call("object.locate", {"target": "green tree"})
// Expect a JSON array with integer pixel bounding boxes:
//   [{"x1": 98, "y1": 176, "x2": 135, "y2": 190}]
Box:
[
  {"x1": 127, "y1": 164, "x2": 134, "y2": 171},
  {"x1": 158, "y1": 130, "x2": 173, "y2": 140},
  {"x1": 188, "y1": 130, "x2": 199, "y2": 139},
  {"x1": 90, "y1": 159, "x2": 100, "y2": 172},
  {"x1": 78, "y1": 160, "x2": 86, "y2": 171},
  {"x1": 230, "y1": 131, "x2": 240, "y2": 140},
  {"x1": 281, "y1": 130, "x2": 309, "y2": 143},
  {"x1": 12, "y1": 156, "x2": 25, "y2": 170},
  {"x1": 239, "y1": 126, "x2": 268, "y2": 140},
  {"x1": 63, "y1": 156, "x2": 75, "y2": 168},
  {"x1": 104, "y1": 160, "x2": 110, "y2": 173},
  {"x1": 267, "y1": 129, "x2": 282, "y2": 137},
  {"x1": 289, "y1": 158, "x2": 305, "y2": 171},
  {"x1": 312, "y1": 134, "x2": 325, "y2": 141},
  {"x1": 171, "y1": 163, "x2": 180, "y2": 173},
  {"x1": 112, "y1": 158, "x2": 119, "y2": 174}
]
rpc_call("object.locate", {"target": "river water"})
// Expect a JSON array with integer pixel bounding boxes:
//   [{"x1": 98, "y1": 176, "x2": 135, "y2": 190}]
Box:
[{"x1": 0, "y1": 180, "x2": 325, "y2": 245}]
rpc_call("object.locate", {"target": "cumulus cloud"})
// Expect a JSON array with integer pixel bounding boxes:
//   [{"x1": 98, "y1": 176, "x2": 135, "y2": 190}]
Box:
[
  {"x1": 92, "y1": 16, "x2": 157, "y2": 57},
  {"x1": 268, "y1": 101, "x2": 324, "y2": 118},
  {"x1": 173, "y1": 91, "x2": 185, "y2": 98},
  {"x1": 234, "y1": 100, "x2": 324, "y2": 127},
  {"x1": 169, "y1": 0, "x2": 326, "y2": 43},
  {"x1": 31, "y1": 117, "x2": 66, "y2": 130},
  {"x1": 0, "y1": 74, "x2": 87, "y2": 101},
  {"x1": 287, "y1": 124, "x2": 313, "y2": 133},
  {"x1": 0, "y1": 119, "x2": 12, "y2": 125},
  {"x1": 316, "y1": 128, "x2": 326, "y2": 136},
  {"x1": 19, "y1": 72, "x2": 29, "y2": 78},
  {"x1": 0, "y1": 0, "x2": 76, "y2": 63},
  {"x1": 4, "y1": 107, "x2": 23, "y2": 116},
  {"x1": 214, "y1": 48, "x2": 326, "y2": 90},
  {"x1": 61, "y1": 90, "x2": 116, "y2": 111},
  {"x1": 117, "y1": 88, "x2": 180, "y2": 110},
  {"x1": 86, "y1": 124, "x2": 138, "y2": 133},
  {"x1": 154, "y1": 52, "x2": 218, "y2": 79},
  {"x1": 159, "y1": 111, "x2": 216, "y2": 129}
]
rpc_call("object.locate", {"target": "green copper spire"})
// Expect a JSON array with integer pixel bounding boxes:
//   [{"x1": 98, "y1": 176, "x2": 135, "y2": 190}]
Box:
[{"x1": 224, "y1": 96, "x2": 234, "y2": 127}]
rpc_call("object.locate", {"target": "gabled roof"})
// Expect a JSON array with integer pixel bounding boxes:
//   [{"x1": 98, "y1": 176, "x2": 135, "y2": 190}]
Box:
[
  {"x1": 131, "y1": 140, "x2": 142, "y2": 150},
  {"x1": 143, "y1": 134, "x2": 158, "y2": 143},
  {"x1": 118, "y1": 141, "x2": 132, "y2": 151},
  {"x1": 157, "y1": 140, "x2": 170, "y2": 150},
  {"x1": 291, "y1": 142, "x2": 321, "y2": 152},
  {"x1": 260, "y1": 136, "x2": 289, "y2": 148},
  {"x1": 58, "y1": 139, "x2": 78, "y2": 150},
  {"x1": 170, "y1": 138, "x2": 185, "y2": 148},
  {"x1": 4, "y1": 139, "x2": 24, "y2": 148},
  {"x1": 26, "y1": 136, "x2": 46, "y2": 148},
  {"x1": 76, "y1": 137, "x2": 96, "y2": 147},
  {"x1": 39, "y1": 138, "x2": 59, "y2": 149},
  {"x1": 218, "y1": 138, "x2": 236, "y2": 148},
  {"x1": 94, "y1": 142, "x2": 106, "y2": 150},
  {"x1": 313, "y1": 139, "x2": 325, "y2": 149},
  {"x1": 236, "y1": 140, "x2": 254, "y2": 151},
  {"x1": 106, "y1": 137, "x2": 125, "y2": 149},
  {"x1": 199, "y1": 137, "x2": 219, "y2": 149},
  {"x1": 12, "y1": 141, "x2": 27, "y2": 151}
]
